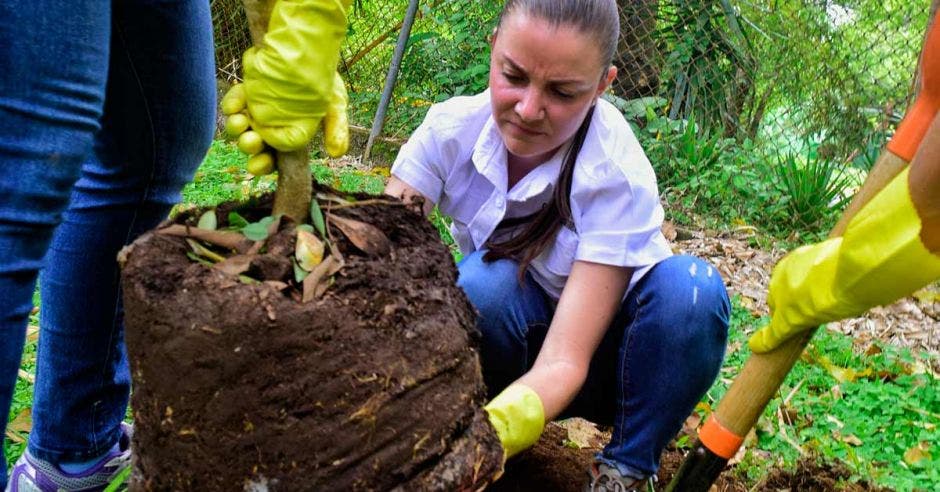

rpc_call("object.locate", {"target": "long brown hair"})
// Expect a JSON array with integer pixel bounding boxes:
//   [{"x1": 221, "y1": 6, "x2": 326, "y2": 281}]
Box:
[
  {"x1": 482, "y1": 0, "x2": 619, "y2": 279},
  {"x1": 483, "y1": 106, "x2": 595, "y2": 278}
]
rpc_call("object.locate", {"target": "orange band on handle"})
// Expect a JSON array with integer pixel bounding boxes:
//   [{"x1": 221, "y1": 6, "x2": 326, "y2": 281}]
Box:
[
  {"x1": 888, "y1": 12, "x2": 940, "y2": 161},
  {"x1": 698, "y1": 414, "x2": 745, "y2": 460}
]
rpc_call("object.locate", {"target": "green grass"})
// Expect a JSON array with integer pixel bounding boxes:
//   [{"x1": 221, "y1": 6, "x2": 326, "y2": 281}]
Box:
[
  {"x1": 707, "y1": 298, "x2": 940, "y2": 491},
  {"x1": 5, "y1": 290, "x2": 39, "y2": 468},
  {"x1": 8, "y1": 139, "x2": 939, "y2": 491}
]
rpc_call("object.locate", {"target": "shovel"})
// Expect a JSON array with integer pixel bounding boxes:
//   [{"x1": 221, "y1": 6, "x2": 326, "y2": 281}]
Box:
[{"x1": 666, "y1": 9, "x2": 940, "y2": 491}]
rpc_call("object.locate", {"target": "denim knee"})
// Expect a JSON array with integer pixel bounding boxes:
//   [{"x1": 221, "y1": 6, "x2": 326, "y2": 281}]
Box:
[
  {"x1": 641, "y1": 255, "x2": 730, "y2": 336},
  {"x1": 457, "y1": 250, "x2": 551, "y2": 395},
  {"x1": 630, "y1": 254, "x2": 730, "y2": 394},
  {"x1": 457, "y1": 250, "x2": 525, "y2": 323}
]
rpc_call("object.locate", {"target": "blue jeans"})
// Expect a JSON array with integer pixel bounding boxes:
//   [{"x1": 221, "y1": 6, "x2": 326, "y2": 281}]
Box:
[
  {"x1": 0, "y1": 0, "x2": 215, "y2": 484},
  {"x1": 457, "y1": 252, "x2": 730, "y2": 479}
]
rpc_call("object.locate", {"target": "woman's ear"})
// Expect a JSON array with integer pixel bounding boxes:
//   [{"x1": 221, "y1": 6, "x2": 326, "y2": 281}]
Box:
[
  {"x1": 596, "y1": 65, "x2": 617, "y2": 98},
  {"x1": 490, "y1": 27, "x2": 498, "y2": 46}
]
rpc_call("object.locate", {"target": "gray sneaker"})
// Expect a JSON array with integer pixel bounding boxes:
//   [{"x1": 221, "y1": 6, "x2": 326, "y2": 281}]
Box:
[
  {"x1": 6, "y1": 423, "x2": 132, "y2": 492},
  {"x1": 584, "y1": 462, "x2": 656, "y2": 492}
]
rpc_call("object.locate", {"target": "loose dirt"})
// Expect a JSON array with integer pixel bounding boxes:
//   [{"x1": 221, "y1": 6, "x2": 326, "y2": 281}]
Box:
[
  {"x1": 120, "y1": 192, "x2": 502, "y2": 491},
  {"x1": 490, "y1": 420, "x2": 891, "y2": 491}
]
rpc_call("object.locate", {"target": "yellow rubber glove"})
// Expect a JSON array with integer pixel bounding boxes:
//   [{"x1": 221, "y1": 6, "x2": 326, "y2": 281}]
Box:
[
  {"x1": 484, "y1": 384, "x2": 545, "y2": 460},
  {"x1": 221, "y1": 0, "x2": 351, "y2": 163},
  {"x1": 749, "y1": 167, "x2": 940, "y2": 353}
]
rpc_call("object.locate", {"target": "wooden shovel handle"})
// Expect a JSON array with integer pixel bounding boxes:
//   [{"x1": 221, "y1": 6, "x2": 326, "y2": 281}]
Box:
[
  {"x1": 708, "y1": 9, "x2": 940, "y2": 453},
  {"x1": 241, "y1": 0, "x2": 312, "y2": 223}
]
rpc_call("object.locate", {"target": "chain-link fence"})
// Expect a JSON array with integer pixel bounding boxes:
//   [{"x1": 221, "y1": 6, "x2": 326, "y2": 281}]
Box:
[{"x1": 212, "y1": 0, "x2": 929, "y2": 167}]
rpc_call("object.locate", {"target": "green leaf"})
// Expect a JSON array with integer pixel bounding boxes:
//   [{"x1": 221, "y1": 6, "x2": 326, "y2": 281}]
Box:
[
  {"x1": 309, "y1": 200, "x2": 326, "y2": 237},
  {"x1": 197, "y1": 210, "x2": 217, "y2": 230},
  {"x1": 103, "y1": 465, "x2": 132, "y2": 492},
  {"x1": 186, "y1": 251, "x2": 215, "y2": 267},
  {"x1": 242, "y1": 216, "x2": 275, "y2": 241},
  {"x1": 228, "y1": 211, "x2": 249, "y2": 229},
  {"x1": 296, "y1": 224, "x2": 315, "y2": 234},
  {"x1": 293, "y1": 258, "x2": 310, "y2": 283},
  {"x1": 238, "y1": 275, "x2": 260, "y2": 284}
]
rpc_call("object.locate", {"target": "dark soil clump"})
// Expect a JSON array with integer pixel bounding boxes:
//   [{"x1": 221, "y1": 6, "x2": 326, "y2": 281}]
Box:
[
  {"x1": 121, "y1": 191, "x2": 502, "y2": 491},
  {"x1": 755, "y1": 458, "x2": 892, "y2": 492},
  {"x1": 491, "y1": 421, "x2": 891, "y2": 491}
]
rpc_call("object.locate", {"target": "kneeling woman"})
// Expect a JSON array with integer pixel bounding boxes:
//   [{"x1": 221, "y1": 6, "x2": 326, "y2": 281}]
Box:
[{"x1": 384, "y1": 0, "x2": 730, "y2": 489}]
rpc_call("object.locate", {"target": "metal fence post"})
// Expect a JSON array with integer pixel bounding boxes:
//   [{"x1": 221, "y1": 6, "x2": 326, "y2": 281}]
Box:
[{"x1": 363, "y1": 0, "x2": 420, "y2": 160}]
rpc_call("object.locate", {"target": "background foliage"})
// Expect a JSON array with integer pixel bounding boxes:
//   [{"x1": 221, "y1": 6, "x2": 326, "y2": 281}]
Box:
[{"x1": 211, "y1": 0, "x2": 929, "y2": 239}]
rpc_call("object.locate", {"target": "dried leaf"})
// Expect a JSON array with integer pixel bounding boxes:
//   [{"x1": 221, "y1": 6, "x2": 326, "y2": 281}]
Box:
[
  {"x1": 314, "y1": 276, "x2": 335, "y2": 298},
  {"x1": 315, "y1": 192, "x2": 352, "y2": 206},
  {"x1": 661, "y1": 220, "x2": 677, "y2": 241},
  {"x1": 263, "y1": 281, "x2": 289, "y2": 291},
  {"x1": 558, "y1": 418, "x2": 605, "y2": 449},
  {"x1": 302, "y1": 255, "x2": 344, "y2": 303},
  {"x1": 197, "y1": 210, "x2": 217, "y2": 230},
  {"x1": 26, "y1": 325, "x2": 38, "y2": 343},
  {"x1": 903, "y1": 441, "x2": 931, "y2": 466},
  {"x1": 832, "y1": 430, "x2": 862, "y2": 446},
  {"x1": 158, "y1": 224, "x2": 250, "y2": 252},
  {"x1": 5, "y1": 429, "x2": 25, "y2": 444},
  {"x1": 17, "y1": 369, "x2": 34, "y2": 384},
  {"x1": 213, "y1": 255, "x2": 253, "y2": 276},
  {"x1": 9, "y1": 408, "x2": 31, "y2": 433},
  {"x1": 295, "y1": 230, "x2": 325, "y2": 271},
  {"x1": 328, "y1": 214, "x2": 391, "y2": 256},
  {"x1": 816, "y1": 355, "x2": 872, "y2": 383}
]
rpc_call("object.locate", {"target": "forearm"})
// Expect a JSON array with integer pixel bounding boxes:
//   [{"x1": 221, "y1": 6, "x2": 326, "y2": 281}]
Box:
[
  {"x1": 516, "y1": 261, "x2": 632, "y2": 420},
  {"x1": 384, "y1": 175, "x2": 434, "y2": 216},
  {"x1": 485, "y1": 261, "x2": 631, "y2": 458}
]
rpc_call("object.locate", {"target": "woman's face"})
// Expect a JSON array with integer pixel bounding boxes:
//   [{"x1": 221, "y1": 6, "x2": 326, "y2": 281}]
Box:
[{"x1": 489, "y1": 12, "x2": 616, "y2": 165}]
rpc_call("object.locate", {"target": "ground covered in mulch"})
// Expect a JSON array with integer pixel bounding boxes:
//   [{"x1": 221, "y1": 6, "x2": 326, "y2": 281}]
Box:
[{"x1": 666, "y1": 224, "x2": 940, "y2": 370}]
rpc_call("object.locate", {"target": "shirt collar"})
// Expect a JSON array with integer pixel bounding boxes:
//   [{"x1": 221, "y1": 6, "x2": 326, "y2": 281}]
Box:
[{"x1": 472, "y1": 117, "x2": 572, "y2": 201}]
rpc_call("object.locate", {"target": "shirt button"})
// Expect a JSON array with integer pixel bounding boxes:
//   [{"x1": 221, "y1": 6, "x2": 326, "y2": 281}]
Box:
[{"x1": 495, "y1": 197, "x2": 505, "y2": 208}]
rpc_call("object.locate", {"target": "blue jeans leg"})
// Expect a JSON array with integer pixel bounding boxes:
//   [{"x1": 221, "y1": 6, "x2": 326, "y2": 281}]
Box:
[
  {"x1": 0, "y1": 1, "x2": 113, "y2": 484},
  {"x1": 0, "y1": 0, "x2": 215, "y2": 470},
  {"x1": 456, "y1": 250, "x2": 553, "y2": 399},
  {"x1": 459, "y1": 252, "x2": 730, "y2": 480},
  {"x1": 594, "y1": 255, "x2": 730, "y2": 478}
]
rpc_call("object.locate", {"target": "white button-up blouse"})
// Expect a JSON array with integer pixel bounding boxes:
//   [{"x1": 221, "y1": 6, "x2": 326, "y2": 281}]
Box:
[{"x1": 391, "y1": 90, "x2": 672, "y2": 300}]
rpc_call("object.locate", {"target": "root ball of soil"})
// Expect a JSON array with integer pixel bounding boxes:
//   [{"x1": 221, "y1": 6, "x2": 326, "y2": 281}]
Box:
[{"x1": 121, "y1": 193, "x2": 502, "y2": 491}]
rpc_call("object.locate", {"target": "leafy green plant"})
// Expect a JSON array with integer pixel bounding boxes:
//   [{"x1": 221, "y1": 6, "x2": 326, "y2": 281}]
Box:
[
  {"x1": 773, "y1": 144, "x2": 852, "y2": 230},
  {"x1": 704, "y1": 297, "x2": 940, "y2": 491}
]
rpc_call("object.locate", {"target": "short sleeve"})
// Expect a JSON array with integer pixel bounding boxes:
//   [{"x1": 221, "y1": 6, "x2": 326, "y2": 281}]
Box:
[
  {"x1": 390, "y1": 107, "x2": 448, "y2": 205},
  {"x1": 571, "y1": 162, "x2": 672, "y2": 268}
]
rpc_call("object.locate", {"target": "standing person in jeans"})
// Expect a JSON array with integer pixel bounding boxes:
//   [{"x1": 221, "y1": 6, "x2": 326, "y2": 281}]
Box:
[
  {"x1": 0, "y1": 0, "x2": 350, "y2": 489},
  {"x1": 384, "y1": 0, "x2": 731, "y2": 490}
]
